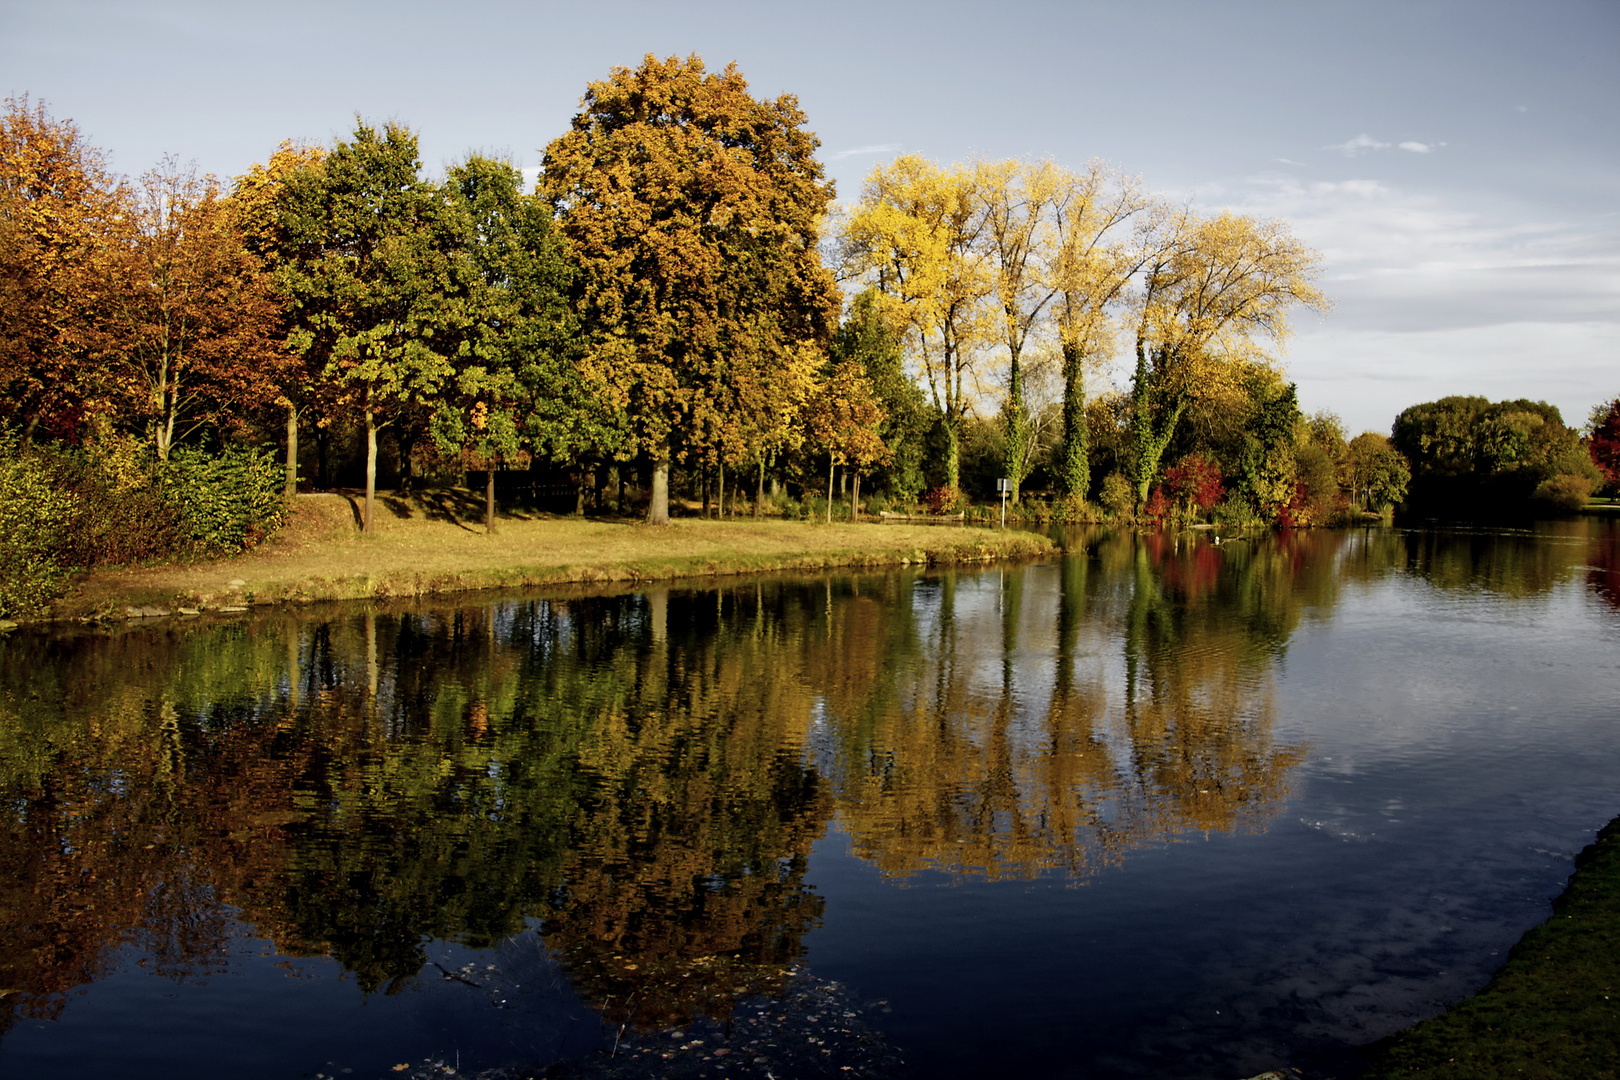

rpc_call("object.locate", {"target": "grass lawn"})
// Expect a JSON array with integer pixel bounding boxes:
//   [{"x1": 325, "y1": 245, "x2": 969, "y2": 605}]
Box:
[
  {"x1": 1361, "y1": 816, "x2": 1620, "y2": 1079},
  {"x1": 49, "y1": 489, "x2": 1056, "y2": 619}
]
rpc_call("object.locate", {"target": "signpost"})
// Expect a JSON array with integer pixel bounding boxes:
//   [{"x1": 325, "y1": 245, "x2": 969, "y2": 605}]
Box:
[{"x1": 996, "y1": 477, "x2": 1010, "y2": 527}]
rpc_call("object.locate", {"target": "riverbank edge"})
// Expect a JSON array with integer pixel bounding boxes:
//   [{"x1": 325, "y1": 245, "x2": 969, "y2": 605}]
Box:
[
  {"x1": 28, "y1": 509, "x2": 1057, "y2": 624},
  {"x1": 1358, "y1": 813, "x2": 1620, "y2": 1078}
]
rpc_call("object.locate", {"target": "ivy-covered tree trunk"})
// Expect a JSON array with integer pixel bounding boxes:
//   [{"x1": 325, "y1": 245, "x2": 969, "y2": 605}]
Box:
[
  {"x1": 944, "y1": 416, "x2": 961, "y2": 492},
  {"x1": 1130, "y1": 342, "x2": 1185, "y2": 506},
  {"x1": 1059, "y1": 341, "x2": 1089, "y2": 498},
  {"x1": 1004, "y1": 350, "x2": 1026, "y2": 501}
]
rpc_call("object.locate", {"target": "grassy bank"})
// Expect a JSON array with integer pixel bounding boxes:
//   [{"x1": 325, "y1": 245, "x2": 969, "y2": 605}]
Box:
[
  {"x1": 44, "y1": 490, "x2": 1056, "y2": 620},
  {"x1": 1362, "y1": 815, "x2": 1620, "y2": 1079}
]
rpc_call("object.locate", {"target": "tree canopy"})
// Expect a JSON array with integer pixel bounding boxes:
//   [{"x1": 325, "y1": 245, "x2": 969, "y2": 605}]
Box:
[{"x1": 540, "y1": 54, "x2": 839, "y2": 524}]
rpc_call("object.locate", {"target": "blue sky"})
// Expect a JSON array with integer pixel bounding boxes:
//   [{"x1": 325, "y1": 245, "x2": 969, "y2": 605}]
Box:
[{"x1": 4, "y1": 0, "x2": 1616, "y2": 433}]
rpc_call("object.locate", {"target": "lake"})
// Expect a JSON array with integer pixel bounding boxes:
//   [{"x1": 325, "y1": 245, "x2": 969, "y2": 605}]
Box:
[{"x1": 2, "y1": 519, "x2": 1617, "y2": 1080}]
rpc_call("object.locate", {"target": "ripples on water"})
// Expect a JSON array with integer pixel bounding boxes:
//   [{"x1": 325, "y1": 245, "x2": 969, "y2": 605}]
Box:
[{"x1": 1, "y1": 519, "x2": 1616, "y2": 1079}]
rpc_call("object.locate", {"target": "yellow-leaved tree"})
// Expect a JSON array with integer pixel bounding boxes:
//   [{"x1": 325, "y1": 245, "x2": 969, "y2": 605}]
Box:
[
  {"x1": 1048, "y1": 164, "x2": 1155, "y2": 500},
  {"x1": 1129, "y1": 211, "x2": 1328, "y2": 505},
  {"x1": 842, "y1": 155, "x2": 989, "y2": 492}
]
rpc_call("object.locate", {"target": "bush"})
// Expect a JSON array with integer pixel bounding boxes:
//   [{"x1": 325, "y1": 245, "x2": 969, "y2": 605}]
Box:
[
  {"x1": 1100, "y1": 472, "x2": 1135, "y2": 521},
  {"x1": 0, "y1": 438, "x2": 77, "y2": 618},
  {"x1": 162, "y1": 444, "x2": 288, "y2": 555},
  {"x1": 1212, "y1": 495, "x2": 1264, "y2": 530},
  {"x1": 1533, "y1": 473, "x2": 1595, "y2": 514},
  {"x1": 1164, "y1": 454, "x2": 1225, "y2": 516},
  {"x1": 1053, "y1": 494, "x2": 1101, "y2": 523},
  {"x1": 44, "y1": 443, "x2": 188, "y2": 567},
  {"x1": 923, "y1": 485, "x2": 963, "y2": 514}
]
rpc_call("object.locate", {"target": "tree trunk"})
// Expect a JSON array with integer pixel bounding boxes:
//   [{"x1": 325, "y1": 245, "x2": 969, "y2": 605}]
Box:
[
  {"x1": 944, "y1": 415, "x2": 961, "y2": 491},
  {"x1": 826, "y1": 458, "x2": 835, "y2": 525},
  {"x1": 1005, "y1": 346, "x2": 1026, "y2": 502},
  {"x1": 717, "y1": 462, "x2": 726, "y2": 520},
  {"x1": 852, "y1": 472, "x2": 861, "y2": 522},
  {"x1": 314, "y1": 427, "x2": 330, "y2": 489},
  {"x1": 485, "y1": 466, "x2": 497, "y2": 534},
  {"x1": 755, "y1": 459, "x2": 765, "y2": 519},
  {"x1": 617, "y1": 468, "x2": 626, "y2": 515},
  {"x1": 1059, "y1": 340, "x2": 1089, "y2": 499},
  {"x1": 364, "y1": 407, "x2": 378, "y2": 533},
  {"x1": 648, "y1": 449, "x2": 670, "y2": 525},
  {"x1": 284, "y1": 405, "x2": 299, "y2": 499}
]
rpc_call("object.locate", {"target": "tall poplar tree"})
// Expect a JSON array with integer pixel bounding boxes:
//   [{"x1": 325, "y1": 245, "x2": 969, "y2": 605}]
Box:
[
  {"x1": 541, "y1": 54, "x2": 839, "y2": 525},
  {"x1": 1048, "y1": 166, "x2": 1153, "y2": 500}
]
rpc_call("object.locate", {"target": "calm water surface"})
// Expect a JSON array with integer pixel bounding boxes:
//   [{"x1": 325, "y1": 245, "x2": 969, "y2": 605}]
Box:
[{"x1": 2, "y1": 521, "x2": 1617, "y2": 1079}]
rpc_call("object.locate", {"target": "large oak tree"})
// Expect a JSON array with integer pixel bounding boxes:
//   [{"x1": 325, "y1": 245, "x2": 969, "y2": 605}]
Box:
[{"x1": 541, "y1": 54, "x2": 840, "y2": 525}]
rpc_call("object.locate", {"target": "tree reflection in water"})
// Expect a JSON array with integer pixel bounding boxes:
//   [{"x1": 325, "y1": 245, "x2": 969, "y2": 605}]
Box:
[{"x1": 2, "y1": 522, "x2": 1609, "y2": 1046}]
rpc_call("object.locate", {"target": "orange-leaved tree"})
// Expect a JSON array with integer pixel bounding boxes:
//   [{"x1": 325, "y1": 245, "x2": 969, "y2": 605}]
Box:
[
  {"x1": 98, "y1": 158, "x2": 289, "y2": 460},
  {"x1": 0, "y1": 96, "x2": 131, "y2": 442}
]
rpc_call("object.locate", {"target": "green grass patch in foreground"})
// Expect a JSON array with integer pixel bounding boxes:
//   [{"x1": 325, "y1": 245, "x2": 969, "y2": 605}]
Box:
[{"x1": 1362, "y1": 816, "x2": 1620, "y2": 1079}]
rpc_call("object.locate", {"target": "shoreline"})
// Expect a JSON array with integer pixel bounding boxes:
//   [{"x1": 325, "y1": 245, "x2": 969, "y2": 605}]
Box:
[
  {"x1": 1356, "y1": 814, "x2": 1620, "y2": 1078},
  {"x1": 31, "y1": 491, "x2": 1057, "y2": 624}
]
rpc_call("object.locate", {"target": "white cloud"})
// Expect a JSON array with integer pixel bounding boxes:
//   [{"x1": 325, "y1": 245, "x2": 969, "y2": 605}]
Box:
[
  {"x1": 1326, "y1": 133, "x2": 1390, "y2": 156},
  {"x1": 831, "y1": 143, "x2": 901, "y2": 161},
  {"x1": 1192, "y1": 173, "x2": 1620, "y2": 429},
  {"x1": 1398, "y1": 141, "x2": 1433, "y2": 153},
  {"x1": 1272, "y1": 157, "x2": 1308, "y2": 167}
]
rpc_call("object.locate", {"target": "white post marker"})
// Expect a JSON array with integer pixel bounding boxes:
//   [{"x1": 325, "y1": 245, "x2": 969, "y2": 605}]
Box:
[{"x1": 997, "y1": 477, "x2": 1010, "y2": 527}]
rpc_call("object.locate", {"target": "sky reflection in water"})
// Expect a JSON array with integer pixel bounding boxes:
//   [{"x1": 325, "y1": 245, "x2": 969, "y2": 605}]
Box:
[{"x1": 2, "y1": 520, "x2": 1617, "y2": 1079}]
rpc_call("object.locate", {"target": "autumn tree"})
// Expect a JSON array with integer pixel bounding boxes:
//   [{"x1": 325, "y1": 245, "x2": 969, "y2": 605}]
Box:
[
  {"x1": 96, "y1": 159, "x2": 288, "y2": 460},
  {"x1": 1129, "y1": 211, "x2": 1327, "y2": 505},
  {"x1": 0, "y1": 96, "x2": 130, "y2": 442},
  {"x1": 804, "y1": 358, "x2": 889, "y2": 523},
  {"x1": 235, "y1": 140, "x2": 327, "y2": 496},
  {"x1": 1586, "y1": 397, "x2": 1619, "y2": 493},
  {"x1": 273, "y1": 121, "x2": 469, "y2": 531},
  {"x1": 1048, "y1": 165, "x2": 1154, "y2": 499},
  {"x1": 830, "y1": 288, "x2": 931, "y2": 502},
  {"x1": 1340, "y1": 431, "x2": 1411, "y2": 513},
  {"x1": 976, "y1": 159, "x2": 1061, "y2": 501},
  {"x1": 540, "y1": 54, "x2": 839, "y2": 526},
  {"x1": 843, "y1": 154, "x2": 989, "y2": 491}
]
